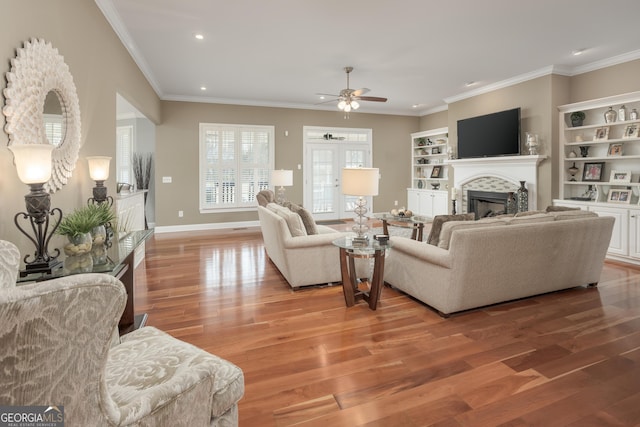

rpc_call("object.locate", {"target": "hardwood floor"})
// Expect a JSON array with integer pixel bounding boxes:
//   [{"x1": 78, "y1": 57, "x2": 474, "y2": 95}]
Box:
[{"x1": 134, "y1": 228, "x2": 640, "y2": 426}]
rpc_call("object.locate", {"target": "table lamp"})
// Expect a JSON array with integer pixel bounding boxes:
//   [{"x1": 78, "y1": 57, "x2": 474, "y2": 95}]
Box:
[
  {"x1": 9, "y1": 144, "x2": 62, "y2": 276},
  {"x1": 342, "y1": 167, "x2": 379, "y2": 244},
  {"x1": 272, "y1": 169, "x2": 293, "y2": 204},
  {"x1": 87, "y1": 156, "x2": 113, "y2": 206}
]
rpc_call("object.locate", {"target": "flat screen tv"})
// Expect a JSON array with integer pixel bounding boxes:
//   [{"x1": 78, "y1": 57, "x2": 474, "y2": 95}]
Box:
[{"x1": 457, "y1": 108, "x2": 521, "y2": 159}]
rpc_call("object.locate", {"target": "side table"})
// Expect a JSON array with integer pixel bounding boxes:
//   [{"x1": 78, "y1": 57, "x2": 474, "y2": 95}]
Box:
[
  {"x1": 372, "y1": 212, "x2": 432, "y2": 241},
  {"x1": 332, "y1": 237, "x2": 392, "y2": 310}
]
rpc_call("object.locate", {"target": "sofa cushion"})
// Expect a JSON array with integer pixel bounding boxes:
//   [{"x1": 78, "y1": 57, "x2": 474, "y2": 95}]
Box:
[
  {"x1": 546, "y1": 205, "x2": 580, "y2": 212},
  {"x1": 426, "y1": 213, "x2": 475, "y2": 246},
  {"x1": 507, "y1": 213, "x2": 555, "y2": 225},
  {"x1": 514, "y1": 210, "x2": 546, "y2": 217},
  {"x1": 286, "y1": 202, "x2": 318, "y2": 235},
  {"x1": 437, "y1": 218, "x2": 508, "y2": 250},
  {"x1": 550, "y1": 210, "x2": 598, "y2": 221}
]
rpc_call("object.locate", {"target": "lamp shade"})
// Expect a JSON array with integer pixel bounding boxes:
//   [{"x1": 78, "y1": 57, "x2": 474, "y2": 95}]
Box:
[
  {"x1": 272, "y1": 169, "x2": 293, "y2": 187},
  {"x1": 87, "y1": 156, "x2": 111, "y2": 181},
  {"x1": 342, "y1": 167, "x2": 379, "y2": 196},
  {"x1": 9, "y1": 144, "x2": 54, "y2": 184}
]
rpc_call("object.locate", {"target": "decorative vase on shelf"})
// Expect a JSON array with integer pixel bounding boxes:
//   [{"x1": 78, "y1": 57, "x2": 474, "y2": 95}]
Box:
[
  {"x1": 516, "y1": 181, "x2": 528, "y2": 213},
  {"x1": 579, "y1": 146, "x2": 590, "y2": 157},
  {"x1": 618, "y1": 105, "x2": 627, "y2": 121},
  {"x1": 631, "y1": 108, "x2": 639, "y2": 120},
  {"x1": 604, "y1": 107, "x2": 617, "y2": 123},
  {"x1": 568, "y1": 162, "x2": 579, "y2": 181},
  {"x1": 506, "y1": 192, "x2": 517, "y2": 215},
  {"x1": 525, "y1": 132, "x2": 539, "y2": 155}
]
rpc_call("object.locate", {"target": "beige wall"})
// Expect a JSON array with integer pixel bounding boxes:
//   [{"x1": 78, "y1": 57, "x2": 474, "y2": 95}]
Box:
[
  {"x1": 157, "y1": 101, "x2": 419, "y2": 226},
  {"x1": 569, "y1": 59, "x2": 640, "y2": 103},
  {"x1": 0, "y1": 0, "x2": 160, "y2": 252},
  {"x1": 419, "y1": 109, "x2": 448, "y2": 130}
]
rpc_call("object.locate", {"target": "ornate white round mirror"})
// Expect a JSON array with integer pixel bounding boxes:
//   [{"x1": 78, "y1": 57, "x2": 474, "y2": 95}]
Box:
[{"x1": 3, "y1": 38, "x2": 81, "y2": 193}]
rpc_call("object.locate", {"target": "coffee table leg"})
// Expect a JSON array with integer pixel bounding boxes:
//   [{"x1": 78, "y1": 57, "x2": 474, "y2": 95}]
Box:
[
  {"x1": 417, "y1": 223, "x2": 424, "y2": 241},
  {"x1": 339, "y1": 248, "x2": 355, "y2": 307},
  {"x1": 382, "y1": 219, "x2": 389, "y2": 236}
]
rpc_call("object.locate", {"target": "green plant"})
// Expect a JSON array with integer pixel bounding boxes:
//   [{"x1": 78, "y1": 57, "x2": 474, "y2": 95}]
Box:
[
  {"x1": 56, "y1": 204, "x2": 116, "y2": 237},
  {"x1": 571, "y1": 111, "x2": 586, "y2": 121}
]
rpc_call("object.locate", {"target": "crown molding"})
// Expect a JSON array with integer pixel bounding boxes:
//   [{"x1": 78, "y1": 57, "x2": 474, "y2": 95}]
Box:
[
  {"x1": 571, "y1": 49, "x2": 640, "y2": 75},
  {"x1": 94, "y1": 0, "x2": 163, "y2": 98}
]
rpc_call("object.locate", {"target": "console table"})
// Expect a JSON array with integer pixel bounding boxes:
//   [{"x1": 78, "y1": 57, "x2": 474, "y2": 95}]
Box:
[
  {"x1": 17, "y1": 229, "x2": 152, "y2": 335},
  {"x1": 372, "y1": 212, "x2": 432, "y2": 241},
  {"x1": 332, "y1": 236, "x2": 392, "y2": 310}
]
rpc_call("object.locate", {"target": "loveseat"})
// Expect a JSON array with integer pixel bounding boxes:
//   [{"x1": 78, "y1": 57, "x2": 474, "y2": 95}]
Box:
[
  {"x1": 384, "y1": 210, "x2": 615, "y2": 316},
  {"x1": 0, "y1": 239, "x2": 244, "y2": 426},
  {"x1": 257, "y1": 203, "x2": 357, "y2": 288}
]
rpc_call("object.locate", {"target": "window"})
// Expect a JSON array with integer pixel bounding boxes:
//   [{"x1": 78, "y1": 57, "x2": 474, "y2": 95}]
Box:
[
  {"x1": 199, "y1": 123, "x2": 274, "y2": 212},
  {"x1": 116, "y1": 125, "x2": 134, "y2": 185}
]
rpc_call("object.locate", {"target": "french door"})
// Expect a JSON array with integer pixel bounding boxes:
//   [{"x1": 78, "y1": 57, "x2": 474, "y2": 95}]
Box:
[{"x1": 303, "y1": 127, "x2": 373, "y2": 221}]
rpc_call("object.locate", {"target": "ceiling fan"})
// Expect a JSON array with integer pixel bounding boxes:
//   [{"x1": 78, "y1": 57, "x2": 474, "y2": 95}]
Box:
[{"x1": 317, "y1": 66, "x2": 387, "y2": 116}]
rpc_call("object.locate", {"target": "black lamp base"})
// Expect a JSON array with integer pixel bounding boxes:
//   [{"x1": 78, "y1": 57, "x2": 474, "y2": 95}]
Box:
[{"x1": 20, "y1": 259, "x2": 63, "y2": 278}]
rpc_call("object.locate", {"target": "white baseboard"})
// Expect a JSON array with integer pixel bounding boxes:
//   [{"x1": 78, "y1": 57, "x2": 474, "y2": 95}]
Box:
[{"x1": 154, "y1": 220, "x2": 260, "y2": 234}]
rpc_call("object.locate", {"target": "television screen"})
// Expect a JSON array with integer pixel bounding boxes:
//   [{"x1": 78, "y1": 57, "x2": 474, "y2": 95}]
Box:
[{"x1": 457, "y1": 108, "x2": 521, "y2": 159}]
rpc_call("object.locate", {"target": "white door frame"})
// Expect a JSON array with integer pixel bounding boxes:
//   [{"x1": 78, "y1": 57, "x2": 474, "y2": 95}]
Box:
[{"x1": 303, "y1": 126, "x2": 373, "y2": 221}]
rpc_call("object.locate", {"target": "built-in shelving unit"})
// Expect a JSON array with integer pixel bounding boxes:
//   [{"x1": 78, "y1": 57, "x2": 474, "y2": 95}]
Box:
[
  {"x1": 555, "y1": 91, "x2": 640, "y2": 265},
  {"x1": 409, "y1": 128, "x2": 449, "y2": 216}
]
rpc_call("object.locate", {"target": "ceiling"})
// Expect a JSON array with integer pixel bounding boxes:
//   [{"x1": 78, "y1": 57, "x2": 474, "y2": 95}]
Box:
[{"x1": 97, "y1": 0, "x2": 640, "y2": 117}]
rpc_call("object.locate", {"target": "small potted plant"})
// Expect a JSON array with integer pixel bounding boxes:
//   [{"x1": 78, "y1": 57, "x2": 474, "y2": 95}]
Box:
[{"x1": 570, "y1": 111, "x2": 585, "y2": 127}]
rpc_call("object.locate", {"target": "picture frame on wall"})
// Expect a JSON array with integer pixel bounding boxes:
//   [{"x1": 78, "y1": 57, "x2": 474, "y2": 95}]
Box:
[
  {"x1": 623, "y1": 124, "x2": 639, "y2": 138},
  {"x1": 607, "y1": 143, "x2": 624, "y2": 156},
  {"x1": 594, "y1": 126, "x2": 610, "y2": 140},
  {"x1": 609, "y1": 170, "x2": 632, "y2": 184},
  {"x1": 430, "y1": 166, "x2": 443, "y2": 178},
  {"x1": 582, "y1": 162, "x2": 605, "y2": 182},
  {"x1": 607, "y1": 189, "x2": 631, "y2": 204}
]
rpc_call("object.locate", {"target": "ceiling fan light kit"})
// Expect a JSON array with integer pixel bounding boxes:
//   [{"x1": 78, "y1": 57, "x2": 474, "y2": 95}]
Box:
[{"x1": 318, "y1": 66, "x2": 387, "y2": 118}]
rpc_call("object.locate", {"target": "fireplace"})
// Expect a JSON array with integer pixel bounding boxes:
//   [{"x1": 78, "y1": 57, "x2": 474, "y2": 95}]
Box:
[{"x1": 468, "y1": 190, "x2": 509, "y2": 219}]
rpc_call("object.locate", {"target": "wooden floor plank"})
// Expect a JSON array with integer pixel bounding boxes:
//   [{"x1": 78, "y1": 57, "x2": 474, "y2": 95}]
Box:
[{"x1": 133, "y1": 229, "x2": 640, "y2": 426}]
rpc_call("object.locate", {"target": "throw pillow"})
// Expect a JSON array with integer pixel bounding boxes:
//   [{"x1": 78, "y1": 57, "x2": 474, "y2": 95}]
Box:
[
  {"x1": 275, "y1": 208, "x2": 307, "y2": 237},
  {"x1": 550, "y1": 210, "x2": 597, "y2": 221},
  {"x1": 426, "y1": 213, "x2": 475, "y2": 246},
  {"x1": 287, "y1": 202, "x2": 318, "y2": 235},
  {"x1": 514, "y1": 210, "x2": 546, "y2": 217},
  {"x1": 256, "y1": 189, "x2": 275, "y2": 207},
  {"x1": 507, "y1": 214, "x2": 555, "y2": 225}
]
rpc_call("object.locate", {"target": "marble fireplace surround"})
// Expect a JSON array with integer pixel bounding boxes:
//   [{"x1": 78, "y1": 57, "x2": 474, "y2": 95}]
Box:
[{"x1": 448, "y1": 155, "x2": 546, "y2": 213}]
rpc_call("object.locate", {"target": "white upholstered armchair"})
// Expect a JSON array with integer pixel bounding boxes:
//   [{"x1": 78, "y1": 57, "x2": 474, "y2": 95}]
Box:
[{"x1": 0, "y1": 240, "x2": 244, "y2": 426}]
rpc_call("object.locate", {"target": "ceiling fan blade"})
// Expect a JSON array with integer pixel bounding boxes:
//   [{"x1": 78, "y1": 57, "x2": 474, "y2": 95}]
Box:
[
  {"x1": 316, "y1": 92, "x2": 340, "y2": 97},
  {"x1": 314, "y1": 98, "x2": 340, "y2": 105},
  {"x1": 351, "y1": 88, "x2": 370, "y2": 97},
  {"x1": 356, "y1": 96, "x2": 388, "y2": 103}
]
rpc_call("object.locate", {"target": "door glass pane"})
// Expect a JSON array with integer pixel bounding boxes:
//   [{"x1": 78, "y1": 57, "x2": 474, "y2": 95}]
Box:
[{"x1": 312, "y1": 149, "x2": 334, "y2": 214}]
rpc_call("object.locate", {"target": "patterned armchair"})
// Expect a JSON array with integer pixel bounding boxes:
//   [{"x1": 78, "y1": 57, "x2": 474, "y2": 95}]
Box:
[{"x1": 0, "y1": 240, "x2": 244, "y2": 426}]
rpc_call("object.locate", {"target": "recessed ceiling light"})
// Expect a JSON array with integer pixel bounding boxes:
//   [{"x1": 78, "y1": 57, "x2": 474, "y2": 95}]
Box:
[
  {"x1": 319, "y1": 95, "x2": 325, "y2": 100},
  {"x1": 412, "y1": 104, "x2": 419, "y2": 108},
  {"x1": 465, "y1": 81, "x2": 477, "y2": 87},
  {"x1": 572, "y1": 48, "x2": 585, "y2": 56},
  {"x1": 194, "y1": 33, "x2": 204, "y2": 40},
  {"x1": 200, "y1": 86, "x2": 207, "y2": 91}
]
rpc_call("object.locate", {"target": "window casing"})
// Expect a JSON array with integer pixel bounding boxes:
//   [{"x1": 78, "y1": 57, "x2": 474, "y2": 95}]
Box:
[{"x1": 199, "y1": 123, "x2": 274, "y2": 212}]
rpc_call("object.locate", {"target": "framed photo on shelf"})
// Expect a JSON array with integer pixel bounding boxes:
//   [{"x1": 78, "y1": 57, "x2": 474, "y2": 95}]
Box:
[
  {"x1": 609, "y1": 170, "x2": 632, "y2": 184},
  {"x1": 607, "y1": 189, "x2": 631, "y2": 204},
  {"x1": 623, "y1": 124, "x2": 639, "y2": 138},
  {"x1": 593, "y1": 126, "x2": 610, "y2": 140},
  {"x1": 430, "y1": 165, "x2": 443, "y2": 178},
  {"x1": 607, "y1": 143, "x2": 623, "y2": 156},
  {"x1": 431, "y1": 147, "x2": 440, "y2": 155},
  {"x1": 582, "y1": 162, "x2": 605, "y2": 182}
]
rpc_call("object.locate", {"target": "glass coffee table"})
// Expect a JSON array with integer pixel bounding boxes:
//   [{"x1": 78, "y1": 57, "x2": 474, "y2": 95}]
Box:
[
  {"x1": 332, "y1": 236, "x2": 392, "y2": 310},
  {"x1": 372, "y1": 212, "x2": 432, "y2": 241}
]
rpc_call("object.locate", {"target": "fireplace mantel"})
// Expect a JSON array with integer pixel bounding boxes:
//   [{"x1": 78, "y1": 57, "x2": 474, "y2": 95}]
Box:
[{"x1": 447, "y1": 155, "x2": 547, "y2": 210}]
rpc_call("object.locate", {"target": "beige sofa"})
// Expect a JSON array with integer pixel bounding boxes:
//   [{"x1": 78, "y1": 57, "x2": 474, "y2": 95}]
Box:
[
  {"x1": 257, "y1": 204, "x2": 357, "y2": 288},
  {"x1": 384, "y1": 211, "x2": 615, "y2": 316}
]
